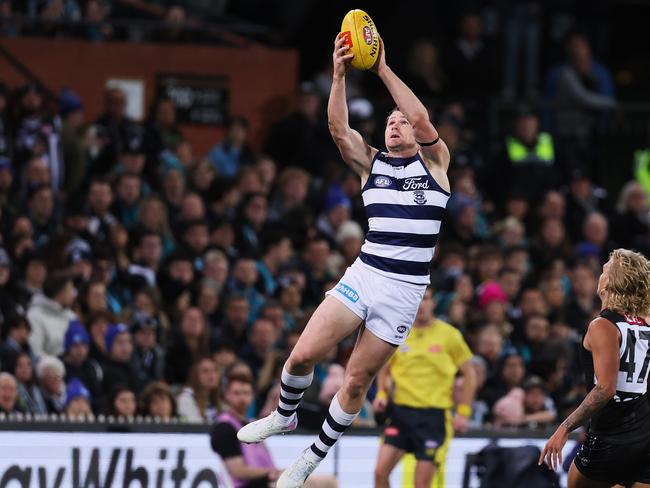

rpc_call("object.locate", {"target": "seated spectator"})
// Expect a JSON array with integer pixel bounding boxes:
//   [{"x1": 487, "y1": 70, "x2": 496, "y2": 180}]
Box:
[
  {"x1": 544, "y1": 32, "x2": 615, "y2": 141},
  {"x1": 111, "y1": 172, "x2": 142, "y2": 229},
  {"x1": 228, "y1": 258, "x2": 265, "y2": 323},
  {"x1": 234, "y1": 193, "x2": 268, "y2": 257},
  {"x1": 0, "y1": 315, "x2": 33, "y2": 373},
  {"x1": 477, "y1": 281, "x2": 513, "y2": 338},
  {"x1": 475, "y1": 325, "x2": 504, "y2": 379},
  {"x1": 316, "y1": 185, "x2": 351, "y2": 245},
  {"x1": 64, "y1": 378, "x2": 93, "y2": 419},
  {"x1": 0, "y1": 372, "x2": 19, "y2": 414},
  {"x1": 492, "y1": 387, "x2": 525, "y2": 428},
  {"x1": 27, "y1": 272, "x2": 77, "y2": 358},
  {"x1": 13, "y1": 351, "x2": 47, "y2": 414},
  {"x1": 219, "y1": 295, "x2": 251, "y2": 350},
  {"x1": 238, "y1": 318, "x2": 279, "y2": 383},
  {"x1": 86, "y1": 311, "x2": 113, "y2": 362},
  {"x1": 530, "y1": 218, "x2": 574, "y2": 271},
  {"x1": 578, "y1": 212, "x2": 614, "y2": 265},
  {"x1": 177, "y1": 356, "x2": 221, "y2": 423},
  {"x1": 140, "y1": 381, "x2": 177, "y2": 420},
  {"x1": 197, "y1": 278, "x2": 222, "y2": 331},
  {"x1": 77, "y1": 280, "x2": 109, "y2": 321},
  {"x1": 62, "y1": 320, "x2": 103, "y2": 411},
  {"x1": 165, "y1": 307, "x2": 213, "y2": 385},
  {"x1": 256, "y1": 230, "x2": 293, "y2": 297},
  {"x1": 130, "y1": 311, "x2": 164, "y2": 383},
  {"x1": 101, "y1": 323, "x2": 147, "y2": 394},
  {"x1": 208, "y1": 117, "x2": 254, "y2": 178},
  {"x1": 521, "y1": 376, "x2": 557, "y2": 428},
  {"x1": 515, "y1": 315, "x2": 551, "y2": 367},
  {"x1": 565, "y1": 262, "x2": 599, "y2": 332},
  {"x1": 210, "y1": 372, "x2": 338, "y2": 488},
  {"x1": 107, "y1": 385, "x2": 137, "y2": 418},
  {"x1": 612, "y1": 181, "x2": 649, "y2": 249},
  {"x1": 36, "y1": 355, "x2": 66, "y2": 414},
  {"x1": 481, "y1": 352, "x2": 526, "y2": 411}
]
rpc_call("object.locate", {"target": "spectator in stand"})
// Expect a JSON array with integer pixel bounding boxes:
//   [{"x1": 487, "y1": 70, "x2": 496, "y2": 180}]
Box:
[
  {"x1": 208, "y1": 116, "x2": 254, "y2": 178},
  {"x1": 446, "y1": 12, "x2": 499, "y2": 101},
  {"x1": 129, "y1": 310, "x2": 164, "y2": 384},
  {"x1": 481, "y1": 352, "x2": 526, "y2": 413},
  {"x1": 229, "y1": 257, "x2": 265, "y2": 323},
  {"x1": 0, "y1": 83, "x2": 9, "y2": 158},
  {"x1": 234, "y1": 193, "x2": 268, "y2": 257},
  {"x1": 140, "y1": 381, "x2": 177, "y2": 420},
  {"x1": 0, "y1": 315, "x2": 33, "y2": 372},
  {"x1": 403, "y1": 39, "x2": 446, "y2": 102},
  {"x1": 490, "y1": 110, "x2": 556, "y2": 205},
  {"x1": 27, "y1": 273, "x2": 77, "y2": 358},
  {"x1": 158, "y1": 250, "x2": 195, "y2": 319},
  {"x1": 316, "y1": 185, "x2": 352, "y2": 246},
  {"x1": 58, "y1": 88, "x2": 86, "y2": 195},
  {"x1": 544, "y1": 32, "x2": 615, "y2": 141},
  {"x1": 612, "y1": 181, "x2": 650, "y2": 249},
  {"x1": 257, "y1": 230, "x2": 293, "y2": 297},
  {"x1": 265, "y1": 82, "x2": 334, "y2": 176},
  {"x1": 0, "y1": 156, "x2": 15, "y2": 223},
  {"x1": 521, "y1": 376, "x2": 556, "y2": 428},
  {"x1": 177, "y1": 356, "x2": 221, "y2": 422},
  {"x1": 564, "y1": 262, "x2": 599, "y2": 332},
  {"x1": 300, "y1": 237, "x2": 334, "y2": 307},
  {"x1": 128, "y1": 229, "x2": 163, "y2": 288},
  {"x1": 577, "y1": 212, "x2": 614, "y2": 265},
  {"x1": 165, "y1": 307, "x2": 213, "y2": 385},
  {"x1": 94, "y1": 87, "x2": 142, "y2": 173},
  {"x1": 238, "y1": 318, "x2": 279, "y2": 379},
  {"x1": 107, "y1": 385, "x2": 137, "y2": 418},
  {"x1": 219, "y1": 295, "x2": 251, "y2": 350},
  {"x1": 144, "y1": 97, "x2": 182, "y2": 171},
  {"x1": 111, "y1": 172, "x2": 142, "y2": 229},
  {"x1": 25, "y1": 185, "x2": 57, "y2": 247},
  {"x1": 101, "y1": 323, "x2": 147, "y2": 394},
  {"x1": 13, "y1": 351, "x2": 46, "y2": 414},
  {"x1": 0, "y1": 372, "x2": 19, "y2": 414},
  {"x1": 62, "y1": 319, "x2": 103, "y2": 412},
  {"x1": 565, "y1": 168, "x2": 606, "y2": 242},
  {"x1": 86, "y1": 310, "x2": 112, "y2": 362},
  {"x1": 138, "y1": 195, "x2": 176, "y2": 256},
  {"x1": 515, "y1": 315, "x2": 551, "y2": 368},
  {"x1": 64, "y1": 378, "x2": 93, "y2": 418},
  {"x1": 197, "y1": 278, "x2": 222, "y2": 331},
  {"x1": 86, "y1": 177, "x2": 117, "y2": 244},
  {"x1": 475, "y1": 325, "x2": 504, "y2": 379},
  {"x1": 36, "y1": 355, "x2": 66, "y2": 414},
  {"x1": 530, "y1": 218, "x2": 574, "y2": 272}
]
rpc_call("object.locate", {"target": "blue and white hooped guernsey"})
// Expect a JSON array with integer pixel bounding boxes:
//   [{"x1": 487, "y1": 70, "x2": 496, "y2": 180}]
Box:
[{"x1": 358, "y1": 151, "x2": 450, "y2": 285}]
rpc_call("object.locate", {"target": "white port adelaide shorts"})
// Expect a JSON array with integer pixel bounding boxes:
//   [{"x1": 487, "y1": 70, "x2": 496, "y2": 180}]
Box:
[{"x1": 325, "y1": 259, "x2": 426, "y2": 345}]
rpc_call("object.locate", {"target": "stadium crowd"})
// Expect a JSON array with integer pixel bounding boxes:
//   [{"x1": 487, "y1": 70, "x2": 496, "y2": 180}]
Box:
[{"x1": 0, "y1": 7, "x2": 649, "y2": 434}]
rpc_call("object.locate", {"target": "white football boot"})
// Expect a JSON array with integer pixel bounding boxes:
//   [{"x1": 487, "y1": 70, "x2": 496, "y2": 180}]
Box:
[
  {"x1": 276, "y1": 449, "x2": 322, "y2": 488},
  {"x1": 237, "y1": 411, "x2": 297, "y2": 443}
]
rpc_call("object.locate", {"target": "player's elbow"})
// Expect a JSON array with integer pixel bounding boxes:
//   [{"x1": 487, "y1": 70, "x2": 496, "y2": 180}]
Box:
[
  {"x1": 410, "y1": 112, "x2": 431, "y2": 131},
  {"x1": 597, "y1": 383, "x2": 616, "y2": 398}
]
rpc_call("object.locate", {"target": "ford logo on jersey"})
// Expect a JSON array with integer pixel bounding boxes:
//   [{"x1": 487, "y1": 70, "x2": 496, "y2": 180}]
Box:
[
  {"x1": 374, "y1": 176, "x2": 391, "y2": 188},
  {"x1": 402, "y1": 176, "x2": 430, "y2": 191},
  {"x1": 335, "y1": 283, "x2": 359, "y2": 302}
]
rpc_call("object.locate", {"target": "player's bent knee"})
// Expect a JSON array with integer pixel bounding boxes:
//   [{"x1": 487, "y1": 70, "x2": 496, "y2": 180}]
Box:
[
  {"x1": 286, "y1": 348, "x2": 317, "y2": 374},
  {"x1": 342, "y1": 372, "x2": 371, "y2": 401}
]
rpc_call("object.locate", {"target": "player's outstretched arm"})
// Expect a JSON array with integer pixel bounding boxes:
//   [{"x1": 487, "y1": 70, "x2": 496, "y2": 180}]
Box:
[
  {"x1": 328, "y1": 33, "x2": 374, "y2": 178},
  {"x1": 373, "y1": 39, "x2": 450, "y2": 172}
]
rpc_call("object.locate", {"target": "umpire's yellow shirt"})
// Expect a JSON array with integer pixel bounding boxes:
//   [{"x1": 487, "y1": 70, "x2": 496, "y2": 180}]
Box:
[{"x1": 389, "y1": 319, "x2": 472, "y2": 409}]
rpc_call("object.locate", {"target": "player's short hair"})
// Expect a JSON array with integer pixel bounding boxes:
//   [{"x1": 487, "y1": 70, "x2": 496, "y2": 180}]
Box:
[{"x1": 606, "y1": 249, "x2": 650, "y2": 318}]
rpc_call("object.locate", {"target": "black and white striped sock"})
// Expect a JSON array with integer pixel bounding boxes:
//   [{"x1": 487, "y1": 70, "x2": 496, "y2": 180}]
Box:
[
  {"x1": 308, "y1": 394, "x2": 358, "y2": 462},
  {"x1": 276, "y1": 368, "x2": 313, "y2": 421}
]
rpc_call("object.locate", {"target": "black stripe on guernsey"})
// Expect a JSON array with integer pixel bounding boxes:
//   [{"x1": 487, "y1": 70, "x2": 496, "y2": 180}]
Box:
[
  {"x1": 279, "y1": 395, "x2": 301, "y2": 406},
  {"x1": 366, "y1": 231, "x2": 438, "y2": 248},
  {"x1": 310, "y1": 445, "x2": 327, "y2": 459},
  {"x1": 318, "y1": 431, "x2": 336, "y2": 447},
  {"x1": 325, "y1": 413, "x2": 347, "y2": 433},
  {"x1": 276, "y1": 406, "x2": 294, "y2": 417},
  {"x1": 280, "y1": 381, "x2": 308, "y2": 395},
  {"x1": 375, "y1": 153, "x2": 420, "y2": 166},
  {"x1": 359, "y1": 252, "x2": 431, "y2": 276},
  {"x1": 364, "y1": 203, "x2": 445, "y2": 221}
]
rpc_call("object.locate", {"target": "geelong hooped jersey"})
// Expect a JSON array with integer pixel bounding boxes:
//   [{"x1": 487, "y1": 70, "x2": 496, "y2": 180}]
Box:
[
  {"x1": 358, "y1": 151, "x2": 450, "y2": 285},
  {"x1": 583, "y1": 309, "x2": 650, "y2": 440}
]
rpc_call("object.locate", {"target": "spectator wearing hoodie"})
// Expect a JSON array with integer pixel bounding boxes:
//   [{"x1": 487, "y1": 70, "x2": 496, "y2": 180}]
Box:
[
  {"x1": 62, "y1": 320, "x2": 104, "y2": 412},
  {"x1": 101, "y1": 323, "x2": 147, "y2": 394},
  {"x1": 64, "y1": 378, "x2": 93, "y2": 418},
  {"x1": 27, "y1": 273, "x2": 77, "y2": 358}
]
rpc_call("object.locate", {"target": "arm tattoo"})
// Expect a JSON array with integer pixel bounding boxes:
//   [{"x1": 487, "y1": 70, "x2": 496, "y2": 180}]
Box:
[{"x1": 562, "y1": 384, "x2": 612, "y2": 431}]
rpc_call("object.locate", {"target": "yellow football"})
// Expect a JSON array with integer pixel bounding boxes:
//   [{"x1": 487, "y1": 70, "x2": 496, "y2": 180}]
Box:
[{"x1": 340, "y1": 9, "x2": 380, "y2": 71}]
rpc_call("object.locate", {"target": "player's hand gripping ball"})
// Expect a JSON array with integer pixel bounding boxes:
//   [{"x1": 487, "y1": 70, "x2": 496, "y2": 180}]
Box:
[{"x1": 340, "y1": 9, "x2": 380, "y2": 70}]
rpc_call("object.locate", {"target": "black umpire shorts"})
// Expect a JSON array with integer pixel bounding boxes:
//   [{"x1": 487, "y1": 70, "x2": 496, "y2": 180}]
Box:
[
  {"x1": 383, "y1": 404, "x2": 447, "y2": 462},
  {"x1": 574, "y1": 430, "x2": 650, "y2": 486}
]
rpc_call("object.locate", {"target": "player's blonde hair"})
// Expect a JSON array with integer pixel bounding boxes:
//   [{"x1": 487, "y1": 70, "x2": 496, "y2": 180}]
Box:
[{"x1": 605, "y1": 249, "x2": 650, "y2": 318}]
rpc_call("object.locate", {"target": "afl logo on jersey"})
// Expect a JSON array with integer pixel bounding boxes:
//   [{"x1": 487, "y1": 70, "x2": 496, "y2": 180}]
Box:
[
  {"x1": 374, "y1": 176, "x2": 391, "y2": 188},
  {"x1": 413, "y1": 190, "x2": 427, "y2": 205},
  {"x1": 397, "y1": 325, "x2": 408, "y2": 334}
]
